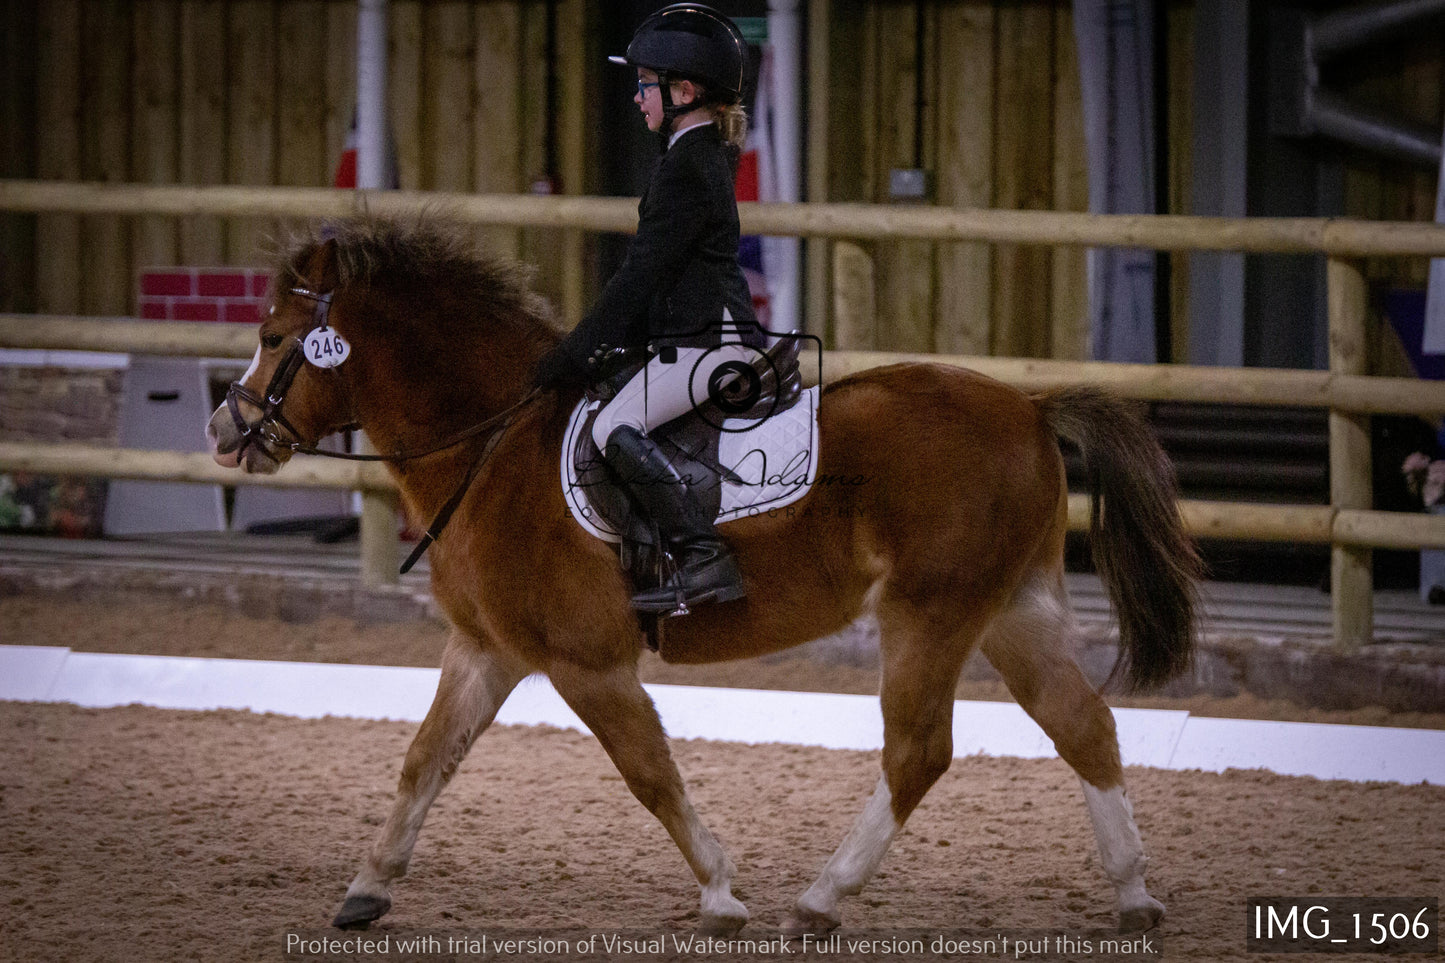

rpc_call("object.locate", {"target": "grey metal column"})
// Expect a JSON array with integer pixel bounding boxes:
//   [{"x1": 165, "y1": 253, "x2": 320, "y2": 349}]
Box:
[
  {"x1": 1188, "y1": 0, "x2": 1248, "y2": 368},
  {"x1": 355, "y1": 0, "x2": 400, "y2": 587}
]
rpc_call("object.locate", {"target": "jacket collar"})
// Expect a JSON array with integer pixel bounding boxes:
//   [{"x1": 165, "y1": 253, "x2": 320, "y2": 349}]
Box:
[{"x1": 667, "y1": 120, "x2": 716, "y2": 151}]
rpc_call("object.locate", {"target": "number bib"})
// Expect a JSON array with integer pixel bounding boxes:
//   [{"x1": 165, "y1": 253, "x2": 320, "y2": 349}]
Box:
[{"x1": 303, "y1": 328, "x2": 351, "y2": 368}]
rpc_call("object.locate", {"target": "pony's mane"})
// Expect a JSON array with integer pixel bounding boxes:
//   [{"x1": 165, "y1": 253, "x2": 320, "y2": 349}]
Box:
[{"x1": 272, "y1": 216, "x2": 557, "y2": 334}]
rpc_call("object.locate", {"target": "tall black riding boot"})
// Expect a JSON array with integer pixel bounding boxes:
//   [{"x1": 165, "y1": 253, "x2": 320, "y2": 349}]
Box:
[{"x1": 602, "y1": 426, "x2": 746, "y2": 615}]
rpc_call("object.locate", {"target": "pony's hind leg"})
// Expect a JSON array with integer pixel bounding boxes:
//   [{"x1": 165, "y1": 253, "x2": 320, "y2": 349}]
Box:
[
  {"x1": 546, "y1": 661, "x2": 748, "y2": 936},
  {"x1": 981, "y1": 574, "x2": 1165, "y2": 932},
  {"x1": 788, "y1": 598, "x2": 979, "y2": 935},
  {"x1": 334, "y1": 632, "x2": 529, "y2": 929}
]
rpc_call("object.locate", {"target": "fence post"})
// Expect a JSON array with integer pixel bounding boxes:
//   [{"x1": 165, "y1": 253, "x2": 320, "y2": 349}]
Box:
[
  {"x1": 357, "y1": 434, "x2": 399, "y2": 587},
  {"x1": 1327, "y1": 256, "x2": 1371, "y2": 650}
]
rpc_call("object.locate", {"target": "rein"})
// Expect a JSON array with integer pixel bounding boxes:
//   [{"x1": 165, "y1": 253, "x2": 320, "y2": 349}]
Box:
[
  {"x1": 225, "y1": 284, "x2": 545, "y2": 573},
  {"x1": 273, "y1": 391, "x2": 542, "y2": 463}
]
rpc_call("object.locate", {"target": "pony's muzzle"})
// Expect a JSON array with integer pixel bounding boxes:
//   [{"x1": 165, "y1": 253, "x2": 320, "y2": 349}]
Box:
[
  {"x1": 206, "y1": 405, "x2": 243, "y2": 468},
  {"x1": 206, "y1": 403, "x2": 286, "y2": 473}
]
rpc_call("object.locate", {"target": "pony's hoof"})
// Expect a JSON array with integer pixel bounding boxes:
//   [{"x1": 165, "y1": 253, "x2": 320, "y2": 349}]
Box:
[
  {"x1": 782, "y1": 906, "x2": 840, "y2": 939},
  {"x1": 1119, "y1": 897, "x2": 1165, "y2": 933},
  {"x1": 333, "y1": 894, "x2": 391, "y2": 930},
  {"x1": 698, "y1": 892, "x2": 748, "y2": 937}
]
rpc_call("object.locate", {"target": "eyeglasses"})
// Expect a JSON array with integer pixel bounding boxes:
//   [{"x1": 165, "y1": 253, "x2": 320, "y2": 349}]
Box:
[{"x1": 636, "y1": 80, "x2": 660, "y2": 97}]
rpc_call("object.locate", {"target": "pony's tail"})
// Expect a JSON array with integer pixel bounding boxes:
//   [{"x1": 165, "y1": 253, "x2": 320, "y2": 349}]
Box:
[{"x1": 1036, "y1": 386, "x2": 1202, "y2": 692}]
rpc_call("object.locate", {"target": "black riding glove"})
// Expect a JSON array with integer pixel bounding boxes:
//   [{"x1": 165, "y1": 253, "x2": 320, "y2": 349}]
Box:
[{"x1": 530, "y1": 345, "x2": 591, "y2": 393}]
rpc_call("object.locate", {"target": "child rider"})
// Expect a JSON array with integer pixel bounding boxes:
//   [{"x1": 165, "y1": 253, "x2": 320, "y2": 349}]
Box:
[{"x1": 531, "y1": 4, "x2": 765, "y2": 615}]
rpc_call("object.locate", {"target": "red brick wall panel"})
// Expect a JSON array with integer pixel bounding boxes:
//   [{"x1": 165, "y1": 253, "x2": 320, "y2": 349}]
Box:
[
  {"x1": 171, "y1": 299, "x2": 221, "y2": 322},
  {"x1": 139, "y1": 271, "x2": 195, "y2": 297},
  {"x1": 197, "y1": 272, "x2": 248, "y2": 298},
  {"x1": 223, "y1": 302, "x2": 260, "y2": 326}
]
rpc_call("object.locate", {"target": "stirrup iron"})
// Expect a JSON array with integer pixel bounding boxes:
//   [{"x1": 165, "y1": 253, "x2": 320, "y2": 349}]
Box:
[{"x1": 657, "y1": 548, "x2": 690, "y2": 618}]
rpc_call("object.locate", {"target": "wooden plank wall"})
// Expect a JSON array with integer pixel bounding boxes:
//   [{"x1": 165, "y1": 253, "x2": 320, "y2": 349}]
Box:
[
  {"x1": 1332, "y1": 24, "x2": 1444, "y2": 379},
  {"x1": 134, "y1": 0, "x2": 181, "y2": 274},
  {"x1": 991, "y1": 1, "x2": 1057, "y2": 359},
  {"x1": 7, "y1": 0, "x2": 586, "y2": 318},
  {"x1": 35, "y1": 0, "x2": 83, "y2": 316},
  {"x1": 823, "y1": 0, "x2": 1204, "y2": 361},
  {"x1": 1049, "y1": 1, "x2": 1088, "y2": 362},
  {"x1": 0, "y1": 0, "x2": 38, "y2": 312},
  {"x1": 1337, "y1": 27, "x2": 1444, "y2": 292},
  {"x1": 179, "y1": 1, "x2": 228, "y2": 266},
  {"x1": 1164, "y1": 0, "x2": 1193, "y2": 364},
  {"x1": 828, "y1": 0, "x2": 1097, "y2": 360},
  {"x1": 933, "y1": 3, "x2": 994, "y2": 356}
]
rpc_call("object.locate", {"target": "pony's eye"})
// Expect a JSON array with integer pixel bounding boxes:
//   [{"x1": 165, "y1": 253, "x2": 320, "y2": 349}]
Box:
[{"x1": 262, "y1": 333, "x2": 285, "y2": 350}]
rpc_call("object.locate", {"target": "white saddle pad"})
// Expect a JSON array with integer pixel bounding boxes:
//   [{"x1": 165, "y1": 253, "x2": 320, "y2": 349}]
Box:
[{"x1": 561, "y1": 385, "x2": 821, "y2": 543}]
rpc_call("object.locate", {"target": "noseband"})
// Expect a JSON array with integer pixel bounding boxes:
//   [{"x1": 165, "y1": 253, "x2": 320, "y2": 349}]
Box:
[{"x1": 224, "y1": 286, "x2": 340, "y2": 459}]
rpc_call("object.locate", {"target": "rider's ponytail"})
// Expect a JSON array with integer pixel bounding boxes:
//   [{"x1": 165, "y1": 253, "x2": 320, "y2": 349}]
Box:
[
  {"x1": 715, "y1": 102, "x2": 748, "y2": 152},
  {"x1": 690, "y1": 79, "x2": 748, "y2": 153}
]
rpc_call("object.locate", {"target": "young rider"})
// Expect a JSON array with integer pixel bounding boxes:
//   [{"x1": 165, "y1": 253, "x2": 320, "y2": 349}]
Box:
[{"x1": 531, "y1": 3, "x2": 764, "y2": 614}]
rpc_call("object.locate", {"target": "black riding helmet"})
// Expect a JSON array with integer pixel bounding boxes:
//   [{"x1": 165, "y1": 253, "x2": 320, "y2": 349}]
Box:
[{"x1": 610, "y1": 4, "x2": 748, "y2": 142}]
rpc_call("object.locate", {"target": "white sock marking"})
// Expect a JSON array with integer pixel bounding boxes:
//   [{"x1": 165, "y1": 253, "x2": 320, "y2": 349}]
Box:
[
  {"x1": 1080, "y1": 780, "x2": 1153, "y2": 910},
  {"x1": 798, "y1": 775, "x2": 900, "y2": 920}
]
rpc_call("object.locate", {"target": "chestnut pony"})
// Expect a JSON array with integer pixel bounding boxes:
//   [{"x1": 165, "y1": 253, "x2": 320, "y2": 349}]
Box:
[{"x1": 207, "y1": 218, "x2": 1198, "y2": 937}]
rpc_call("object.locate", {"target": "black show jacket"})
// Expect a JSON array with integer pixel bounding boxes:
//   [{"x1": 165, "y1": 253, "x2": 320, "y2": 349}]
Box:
[{"x1": 558, "y1": 123, "x2": 764, "y2": 368}]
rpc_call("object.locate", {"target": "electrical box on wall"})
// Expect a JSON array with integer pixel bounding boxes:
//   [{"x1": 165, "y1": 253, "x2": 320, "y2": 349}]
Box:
[{"x1": 888, "y1": 168, "x2": 932, "y2": 202}]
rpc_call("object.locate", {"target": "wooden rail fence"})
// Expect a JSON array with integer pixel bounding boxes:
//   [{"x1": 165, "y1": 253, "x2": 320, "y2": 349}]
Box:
[{"x1": 3, "y1": 180, "x2": 1445, "y2": 650}]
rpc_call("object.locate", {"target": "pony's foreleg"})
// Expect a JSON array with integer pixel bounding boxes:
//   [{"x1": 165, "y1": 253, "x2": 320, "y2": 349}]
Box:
[
  {"x1": 788, "y1": 603, "x2": 974, "y2": 935},
  {"x1": 981, "y1": 575, "x2": 1165, "y2": 932},
  {"x1": 547, "y1": 662, "x2": 748, "y2": 937},
  {"x1": 334, "y1": 633, "x2": 529, "y2": 929}
]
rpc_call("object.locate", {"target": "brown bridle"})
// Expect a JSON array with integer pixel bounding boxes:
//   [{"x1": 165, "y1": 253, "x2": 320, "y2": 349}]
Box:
[{"x1": 224, "y1": 286, "x2": 341, "y2": 462}]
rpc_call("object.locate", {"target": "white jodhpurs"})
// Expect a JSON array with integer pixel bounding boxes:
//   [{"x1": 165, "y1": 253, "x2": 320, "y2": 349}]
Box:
[{"x1": 591, "y1": 343, "x2": 758, "y2": 450}]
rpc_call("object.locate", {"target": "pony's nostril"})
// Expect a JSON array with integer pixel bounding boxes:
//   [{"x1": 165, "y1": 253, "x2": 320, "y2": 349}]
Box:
[{"x1": 206, "y1": 419, "x2": 239, "y2": 456}]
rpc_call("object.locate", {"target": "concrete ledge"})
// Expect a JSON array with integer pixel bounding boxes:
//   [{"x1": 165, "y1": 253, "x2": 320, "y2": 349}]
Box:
[
  {"x1": 0, "y1": 645, "x2": 70, "y2": 701},
  {"x1": 4, "y1": 645, "x2": 1443, "y2": 786},
  {"x1": 49, "y1": 651, "x2": 443, "y2": 721},
  {"x1": 1168, "y1": 715, "x2": 1445, "y2": 783}
]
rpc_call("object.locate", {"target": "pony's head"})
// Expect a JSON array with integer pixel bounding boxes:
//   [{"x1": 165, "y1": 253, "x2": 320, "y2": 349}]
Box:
[
  {"x1": 207, "y1": 217, "x2": 559, "y2": 474},
  {"x1": 207, "y1": 237, "x2": 356, "y2": 474}
]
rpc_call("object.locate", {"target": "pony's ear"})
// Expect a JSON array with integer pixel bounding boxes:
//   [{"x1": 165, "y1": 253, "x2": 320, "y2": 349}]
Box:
[{"x1": 301, "y1": 236, "x2": 340, "y2": 292}]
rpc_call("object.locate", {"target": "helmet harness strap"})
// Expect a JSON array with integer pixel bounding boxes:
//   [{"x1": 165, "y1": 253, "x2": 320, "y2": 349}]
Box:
[{"x1": 655, "y1": 71, "x2": 699, "y2": 152}]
